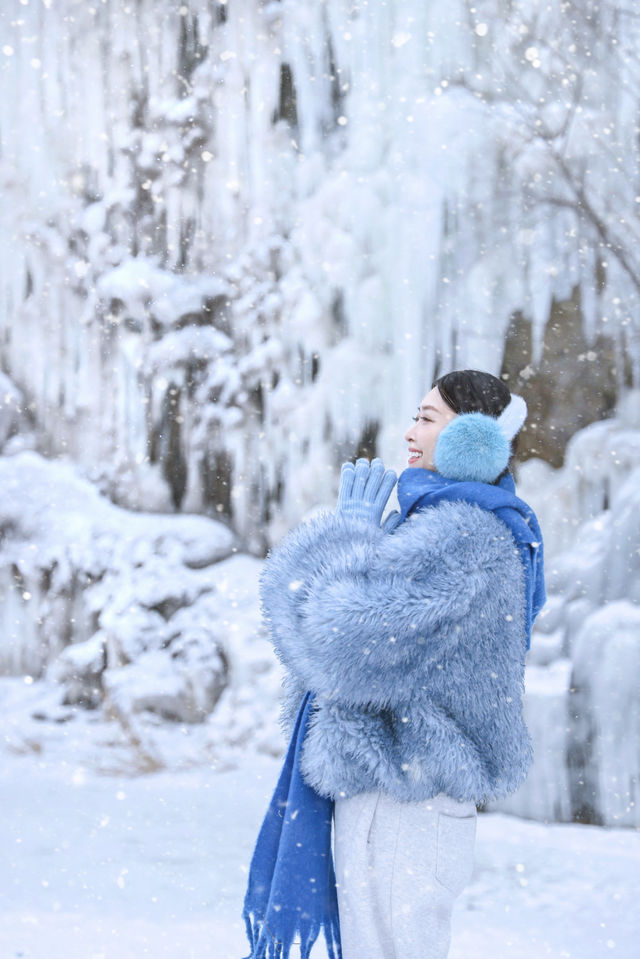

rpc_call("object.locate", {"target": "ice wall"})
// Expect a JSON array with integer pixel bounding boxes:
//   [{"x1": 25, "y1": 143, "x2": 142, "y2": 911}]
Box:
[
  {"x1": 0, "y1": 0, "x2": 638, "y2": 549},
  {"x1": 485, "y1": 390, "x2": 640, "y2": 827}
]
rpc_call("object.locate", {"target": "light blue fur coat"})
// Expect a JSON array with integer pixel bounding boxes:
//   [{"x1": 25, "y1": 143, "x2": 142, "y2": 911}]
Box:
[{"x1": 259, "y1": 500, "x2": 533, "y2": 805}]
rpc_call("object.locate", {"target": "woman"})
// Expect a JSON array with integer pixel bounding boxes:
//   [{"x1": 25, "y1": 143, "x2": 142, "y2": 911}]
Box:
[{"x1": 242, "y1": 369, "x2": 546, "y2": 959}]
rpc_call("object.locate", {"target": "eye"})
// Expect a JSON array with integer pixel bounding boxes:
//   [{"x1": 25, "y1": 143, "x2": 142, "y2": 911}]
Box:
[{"x1": 412, "y1": 415, "x2": 431, "y2": 423}]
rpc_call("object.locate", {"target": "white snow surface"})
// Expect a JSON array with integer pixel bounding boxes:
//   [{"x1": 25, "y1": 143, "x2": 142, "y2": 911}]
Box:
[{"x1": 0, "y1": 747, "x2": 638, "y2": 959}]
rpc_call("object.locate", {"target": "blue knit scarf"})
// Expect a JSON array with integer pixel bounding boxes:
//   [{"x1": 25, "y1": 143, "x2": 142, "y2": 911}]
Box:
[
  {"x1": 241, "y1": 688, "x2": 342, "y2": 959},
  {"x1": 241, "y1": 468, "x2": 546, "y2": 959}
]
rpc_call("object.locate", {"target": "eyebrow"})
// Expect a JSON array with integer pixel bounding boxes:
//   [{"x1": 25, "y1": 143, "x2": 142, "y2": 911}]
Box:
[{"x1": 418, "y1": 404, "x2": 440, "y2": 413}]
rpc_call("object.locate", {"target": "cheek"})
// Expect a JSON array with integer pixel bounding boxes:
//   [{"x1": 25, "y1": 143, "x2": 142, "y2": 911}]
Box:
[
  {"x1": 423, "y1": 424, "x2": 448, "y2": 458},
  {"x1": 421, "y1": 424, "x2": 440, "y2": 446}
]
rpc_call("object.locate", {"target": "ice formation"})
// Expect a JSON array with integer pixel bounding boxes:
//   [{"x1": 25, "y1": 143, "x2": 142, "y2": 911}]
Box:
[
  {"x1": 0, "y1": 0, "x2": 638, "y2": 544},
  {"x1": 485, "y1": 391, "x2": 640, "y2": 826}
]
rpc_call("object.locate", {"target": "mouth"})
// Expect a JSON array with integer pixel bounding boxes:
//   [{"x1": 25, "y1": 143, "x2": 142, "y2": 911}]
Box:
[{"x1": 408, "y1": 449, "x2": 422, "y2": 464}]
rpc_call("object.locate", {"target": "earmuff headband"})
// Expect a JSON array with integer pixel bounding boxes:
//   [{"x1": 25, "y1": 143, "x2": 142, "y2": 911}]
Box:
[
  {"x1": 497, "y1": 393, "x2": 528, "y2": 441},
  {"x1": 433, "y1": 391, "x2": 528, "y2": 484}
]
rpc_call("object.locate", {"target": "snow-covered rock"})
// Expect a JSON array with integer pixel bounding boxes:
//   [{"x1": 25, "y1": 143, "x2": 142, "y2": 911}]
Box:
[
  {"x1": 0, "y1": 451, "x2": 237, "y2": 733},
  {"x1": 103, "y1": 643, "x2": 227, "y2": 726},
  {"x1": 568, "y1": 601, "x2": 640, "y2": 828},
  {"x1": 486, "y1": 659, "x2": 573, "y2": 824}
]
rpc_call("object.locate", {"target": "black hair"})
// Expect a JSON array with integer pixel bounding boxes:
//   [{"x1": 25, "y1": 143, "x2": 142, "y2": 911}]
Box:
[{"x1": 431, "y1": 369, "x2": 519, "y2": 483}]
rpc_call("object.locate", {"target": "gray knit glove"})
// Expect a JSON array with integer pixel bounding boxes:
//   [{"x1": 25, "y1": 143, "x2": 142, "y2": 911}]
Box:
[{"x1": 335, "y1": 457, "x2": 398, "y2": 526}]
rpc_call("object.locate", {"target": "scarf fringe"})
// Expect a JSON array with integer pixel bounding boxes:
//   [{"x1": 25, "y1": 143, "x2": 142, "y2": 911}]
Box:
[
  {"x1": 242, "y1": 907, "x2": 341, "y2": 959},
  {"x1": 317, "y1": 913, "x2": 342, "y2": 959}
]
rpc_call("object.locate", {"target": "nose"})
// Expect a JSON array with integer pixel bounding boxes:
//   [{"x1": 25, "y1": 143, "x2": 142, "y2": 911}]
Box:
[{"x1": 404, "y1": 423, "x2": 414, "y2": 443}]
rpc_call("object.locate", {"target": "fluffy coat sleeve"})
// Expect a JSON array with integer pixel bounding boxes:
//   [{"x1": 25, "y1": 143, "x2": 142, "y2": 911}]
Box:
[
  {"x1": 259, "y1": 501, "x2": 525, "y2": 711},
  {"x1": 277, "y1": 669, "x2": 308, "y2": 740}
]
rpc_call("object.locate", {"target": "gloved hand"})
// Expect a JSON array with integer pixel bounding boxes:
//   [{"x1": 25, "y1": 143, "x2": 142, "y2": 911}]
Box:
[
  {"x1": 335, "y1": 457, "x2": 397, "y2": 526},
  {"x1": 381, "y1": 509, "x2": 402, "y2": 533}
]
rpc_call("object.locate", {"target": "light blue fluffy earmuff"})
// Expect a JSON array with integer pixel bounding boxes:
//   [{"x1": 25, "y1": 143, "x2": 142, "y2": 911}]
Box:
[{"x1": 434, "y1": 393, "x2": 528, "y2": 483}]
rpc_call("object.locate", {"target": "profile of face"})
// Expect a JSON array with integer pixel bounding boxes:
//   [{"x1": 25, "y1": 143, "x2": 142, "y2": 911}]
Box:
[{"x1": 404, "y1": 386, "x2": 458, "y2": 470}]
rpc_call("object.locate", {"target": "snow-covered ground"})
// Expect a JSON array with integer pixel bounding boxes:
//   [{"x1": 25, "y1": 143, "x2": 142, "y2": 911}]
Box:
[{"x1": 1, "y1": 740, "x2": 638, "y2": 959}]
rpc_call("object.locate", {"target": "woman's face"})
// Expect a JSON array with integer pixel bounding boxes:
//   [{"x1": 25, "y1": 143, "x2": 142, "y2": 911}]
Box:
[{"x1": 404, "y1": 386, "x2": 458, "y2": 470}]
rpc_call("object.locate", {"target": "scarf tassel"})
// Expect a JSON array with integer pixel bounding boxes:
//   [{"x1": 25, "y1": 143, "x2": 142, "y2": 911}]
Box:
[{"x1": 242, "y1": 908, "x2": 341, "y2": 959}]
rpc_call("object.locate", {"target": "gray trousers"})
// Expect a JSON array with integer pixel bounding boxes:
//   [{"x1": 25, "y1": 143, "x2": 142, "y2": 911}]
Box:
[{"x1": 333, "y1": 790, "x2": 477, "y2": 959}]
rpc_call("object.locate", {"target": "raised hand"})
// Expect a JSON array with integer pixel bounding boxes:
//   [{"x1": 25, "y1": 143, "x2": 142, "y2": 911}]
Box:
[
  {"x1": 381, "y1": 509, "x2": 402, "y2": 533},
  {"x1": 335, "y1": 457, "x2": 398, "y2": 526}
]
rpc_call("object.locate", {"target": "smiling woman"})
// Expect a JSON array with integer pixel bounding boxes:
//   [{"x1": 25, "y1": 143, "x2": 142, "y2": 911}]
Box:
[
  {"x1": 242, "y1": 369, "x2": 546, "y2": 959},
  {"x1": 405, "y1": 385, "x2": 458, "y2": 470}
]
